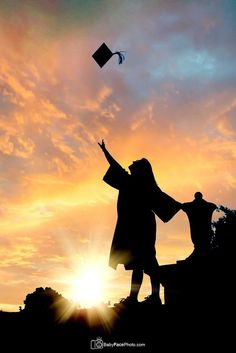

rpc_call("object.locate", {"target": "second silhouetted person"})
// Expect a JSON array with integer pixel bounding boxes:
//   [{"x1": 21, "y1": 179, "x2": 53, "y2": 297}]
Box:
[{"x1": 182, "y1": 192, "x2": 217, "y2": 259}]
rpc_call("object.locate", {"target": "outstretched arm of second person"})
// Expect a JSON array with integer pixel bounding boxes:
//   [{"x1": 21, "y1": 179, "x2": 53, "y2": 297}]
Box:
[{"x1": 98, "y1": 140, "x2": 121, "y2": 168}]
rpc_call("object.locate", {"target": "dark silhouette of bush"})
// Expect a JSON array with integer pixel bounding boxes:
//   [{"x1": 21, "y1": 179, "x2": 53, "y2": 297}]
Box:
[
  {"x1": 23, "y1": 287, "x2": 75, "y2": 322},
  {"x1": 212, "y1": 205, "x2": 236, "y2": 254}
]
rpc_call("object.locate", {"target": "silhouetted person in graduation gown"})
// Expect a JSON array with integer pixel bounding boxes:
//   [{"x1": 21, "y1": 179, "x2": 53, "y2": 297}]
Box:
[
  {"x1": 98, "y1": 140, "x2": 181, "y2": 306},
  {"x1": 182, "y1": 192, "x2": 217, "y2": 259}
]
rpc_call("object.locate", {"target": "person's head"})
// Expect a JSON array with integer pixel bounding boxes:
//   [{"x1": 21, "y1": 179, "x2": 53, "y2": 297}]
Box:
[
  {"x1": 128, "y1": 158, "x2": 157, "y2": 186},
  {"x1": 194, "y1": 191, "x2": 203, "y2": 200},
  {"x1": 128, "y1": 158, "x2": 151, "y2": 174}
]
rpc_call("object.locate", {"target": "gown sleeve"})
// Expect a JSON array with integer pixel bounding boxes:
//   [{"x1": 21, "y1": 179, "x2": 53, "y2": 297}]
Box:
[
  {"x1": 151, "y1": 187, "x2": 182, "y2": 223},
  {"x1": 103, "y1": 164, "x2": 129, "y2": 190}
]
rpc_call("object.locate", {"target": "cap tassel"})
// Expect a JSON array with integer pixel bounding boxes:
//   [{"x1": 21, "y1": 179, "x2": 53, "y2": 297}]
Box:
[{"x1": 112, "y1": 51, "x2": 126, "y2": 65}]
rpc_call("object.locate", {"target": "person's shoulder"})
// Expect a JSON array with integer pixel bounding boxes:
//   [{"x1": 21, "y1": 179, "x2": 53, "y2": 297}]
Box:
[
  {"x1": 112, "y1": 164, "x2": 130, "y2": 176},
  {"x1": 209, "y1": 202, "x2": 217, "y2": 209},
  {"x1": 203, "y1": 199, "x2": 217, "y2": 208}
]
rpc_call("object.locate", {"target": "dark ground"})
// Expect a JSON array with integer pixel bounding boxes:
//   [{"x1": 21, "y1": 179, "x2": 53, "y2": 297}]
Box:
[{"x1": 0, "y1": 300, "x2": 233, "y2": 353}]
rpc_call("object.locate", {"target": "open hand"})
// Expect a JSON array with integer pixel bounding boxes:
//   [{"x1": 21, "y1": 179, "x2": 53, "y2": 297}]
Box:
[{"x1": 98, "y1": 139, "x2": 106, "y2": 151}]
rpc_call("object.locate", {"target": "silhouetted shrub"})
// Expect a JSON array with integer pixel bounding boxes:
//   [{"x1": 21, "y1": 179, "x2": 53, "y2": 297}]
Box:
[
  {"x1": 212, "y1": 205, "x2": 236, "y2": 253},
  {"x1": 23, "y1": 287, "x2": 75, "y2": 322}
]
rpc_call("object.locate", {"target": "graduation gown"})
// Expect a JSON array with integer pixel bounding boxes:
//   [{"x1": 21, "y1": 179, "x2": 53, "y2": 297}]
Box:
[{"x1": 103, "y1": 164, "x2": 181, "y2": 273}]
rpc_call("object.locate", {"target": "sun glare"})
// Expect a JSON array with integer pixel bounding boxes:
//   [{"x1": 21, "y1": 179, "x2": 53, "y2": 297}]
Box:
[{"x1": 70, "y1": 264, "x2": 107, "y2": 308}]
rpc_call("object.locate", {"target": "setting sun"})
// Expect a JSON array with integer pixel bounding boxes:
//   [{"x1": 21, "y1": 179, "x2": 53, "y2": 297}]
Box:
[{"x1": 69, "y1": 264, "x2": 108, "y2": 308}]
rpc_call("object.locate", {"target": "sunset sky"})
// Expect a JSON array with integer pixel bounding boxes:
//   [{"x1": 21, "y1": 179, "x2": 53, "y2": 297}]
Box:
[{"x1": 0, "y1": 0, "x2": 236, "y2": 311}]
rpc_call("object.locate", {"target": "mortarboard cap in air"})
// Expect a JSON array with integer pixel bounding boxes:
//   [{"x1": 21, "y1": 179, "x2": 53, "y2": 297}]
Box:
[{"x1": 92, "y1": 42, "x2": 125, "y2": 68}]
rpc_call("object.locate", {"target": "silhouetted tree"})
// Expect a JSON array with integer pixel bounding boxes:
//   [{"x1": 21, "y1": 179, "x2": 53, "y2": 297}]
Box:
[
  {"x1": 212, "y1": 206, "x2": 236, "y2": 253},
  {"x1": 23, "y1": 287, "x2": 75, "y2": 322}
]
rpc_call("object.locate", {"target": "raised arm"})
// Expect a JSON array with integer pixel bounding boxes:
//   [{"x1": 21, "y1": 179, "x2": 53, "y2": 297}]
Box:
[{"x1": 98, "y1": 140, "x2": 121, "y2": 168}]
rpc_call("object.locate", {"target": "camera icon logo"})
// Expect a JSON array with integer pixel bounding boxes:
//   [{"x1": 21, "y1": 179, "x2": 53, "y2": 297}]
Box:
[{"x1": 90, "y1": 337, "x2": 104, "y2": 350}]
